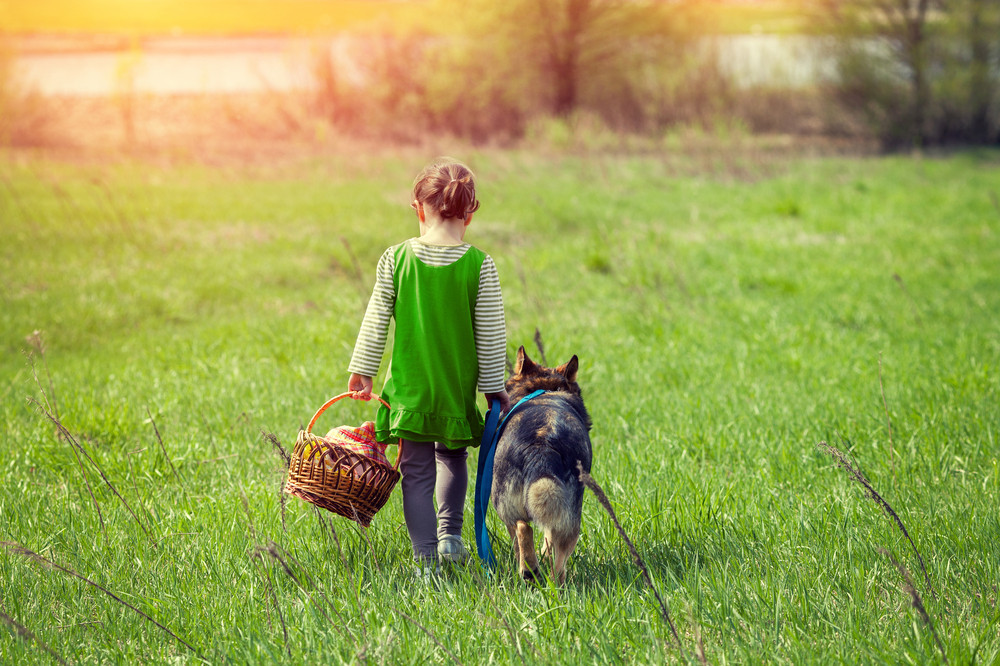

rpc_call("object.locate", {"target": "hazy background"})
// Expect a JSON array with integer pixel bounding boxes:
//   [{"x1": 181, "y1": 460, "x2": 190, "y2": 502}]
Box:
[{"x1": 3, "y1": 0, "x2": 997, "y2": 156}]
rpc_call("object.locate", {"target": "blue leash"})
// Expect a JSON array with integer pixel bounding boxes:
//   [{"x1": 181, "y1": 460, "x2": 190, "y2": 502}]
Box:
[{"x1": 474, "y1": 389, "x2": 546, "y2": 572}]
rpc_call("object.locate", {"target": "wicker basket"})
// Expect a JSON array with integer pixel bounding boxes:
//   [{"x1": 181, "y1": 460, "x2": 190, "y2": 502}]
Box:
[{"x1": 284, "y1": 393, "x2": 400, "y2": 527}]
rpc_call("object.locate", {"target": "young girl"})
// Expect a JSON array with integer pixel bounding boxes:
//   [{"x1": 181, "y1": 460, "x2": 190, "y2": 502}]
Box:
[{"x1": 347, "y1": 160, "x2": 510, "y2": 572}]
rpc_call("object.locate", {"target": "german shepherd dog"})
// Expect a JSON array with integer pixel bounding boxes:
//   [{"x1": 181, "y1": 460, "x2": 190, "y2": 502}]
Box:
[{"x1": 491, "y1": 346, "x2": 593, "y2": 585}]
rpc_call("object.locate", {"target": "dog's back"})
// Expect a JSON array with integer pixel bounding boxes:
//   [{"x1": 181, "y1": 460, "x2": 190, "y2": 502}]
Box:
[
  {"x1": 492, "y1": 393, "x2": 592, "y2": 537},
  {"x1": 490, "y1": 347, "x2": 592, "y2": 584}
]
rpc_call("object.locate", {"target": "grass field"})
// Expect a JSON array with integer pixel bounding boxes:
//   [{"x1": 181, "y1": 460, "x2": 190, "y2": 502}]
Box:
[{"x1": 1, "y1": 146, "x2": 999, "y2": 664}]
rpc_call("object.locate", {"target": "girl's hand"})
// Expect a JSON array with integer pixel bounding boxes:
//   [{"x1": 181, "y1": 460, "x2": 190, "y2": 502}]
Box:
[
  {"x1": 484, "y1": 390, "x2": 510, "y2": 417},
  {"x1": 348, "y1": 373, "x2": 373, "y2": 399}
]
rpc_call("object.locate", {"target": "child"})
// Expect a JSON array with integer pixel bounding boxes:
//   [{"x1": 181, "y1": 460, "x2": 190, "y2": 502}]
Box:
[{"x1": 347, "y1": 159, "x2": 510, "y2": 572}]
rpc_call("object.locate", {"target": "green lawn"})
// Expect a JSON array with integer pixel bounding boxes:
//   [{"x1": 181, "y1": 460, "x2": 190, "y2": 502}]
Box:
[{"x1": 1, "y1": 148, "x2": 998, "y2": 663}]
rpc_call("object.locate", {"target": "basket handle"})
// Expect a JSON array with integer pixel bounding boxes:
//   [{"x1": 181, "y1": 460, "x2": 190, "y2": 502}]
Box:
[{"x1": 306, "y1": 392, "x2": 391, "y2": 434}]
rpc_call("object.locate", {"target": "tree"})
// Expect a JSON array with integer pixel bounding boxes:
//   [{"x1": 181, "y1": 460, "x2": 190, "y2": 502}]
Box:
[
  {"x1": 431, "y1": 0, "x2": 701, "y2": 128},
  {"x1": 824, "y1": 0, "x2": 1000, "y2": 147}
]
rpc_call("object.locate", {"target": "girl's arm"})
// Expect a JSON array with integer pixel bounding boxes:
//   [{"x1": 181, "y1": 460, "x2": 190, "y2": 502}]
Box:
[
  {"x1": 347, "y1": 248, "x2": 395, "y2": 389},
  {"x1": 474, "y1": 254, "x2": 507, "y2": 399}
]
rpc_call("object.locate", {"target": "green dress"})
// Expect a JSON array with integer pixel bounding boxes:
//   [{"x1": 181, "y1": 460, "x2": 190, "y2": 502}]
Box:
[{"x1": 374, "y1": 241, "x2": 486, "y2": 449}]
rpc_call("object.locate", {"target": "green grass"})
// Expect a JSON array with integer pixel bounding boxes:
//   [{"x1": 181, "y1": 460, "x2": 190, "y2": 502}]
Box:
[{"x1": 1, "y1": 147, "x2": 999, "y2": 664}]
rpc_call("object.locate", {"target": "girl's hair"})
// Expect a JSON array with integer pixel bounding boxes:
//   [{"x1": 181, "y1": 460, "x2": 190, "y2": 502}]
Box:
[{"x1": 411, "y1": 160, "x2": 480, "y2": 220}]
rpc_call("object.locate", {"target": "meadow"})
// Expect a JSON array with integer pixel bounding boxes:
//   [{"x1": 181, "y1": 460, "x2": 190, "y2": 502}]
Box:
[{"x1": 1, "y1": 145, "x2": 998, "y2": 664}]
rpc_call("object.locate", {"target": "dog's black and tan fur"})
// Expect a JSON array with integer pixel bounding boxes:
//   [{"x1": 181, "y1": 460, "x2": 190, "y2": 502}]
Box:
[{"x1": 491, "y1": 346, "x2": 593, "y2": 585}]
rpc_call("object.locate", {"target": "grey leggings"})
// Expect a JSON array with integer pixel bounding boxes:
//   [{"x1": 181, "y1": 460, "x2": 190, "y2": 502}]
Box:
[{"x1": 398, "y1": 440, "x2": 468, "y2": 561}]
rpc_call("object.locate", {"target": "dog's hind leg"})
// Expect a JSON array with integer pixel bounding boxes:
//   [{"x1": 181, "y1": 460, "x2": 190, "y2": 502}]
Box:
[
  {"x1": 505, "y1": 522, "x2": 519, "y2": 559},
  {"x1": 515, "y1": 521, "x2": 542, "y2": 583},
  {"x1": 548, "y1": 531, "x2": 580, "y2": 586}
]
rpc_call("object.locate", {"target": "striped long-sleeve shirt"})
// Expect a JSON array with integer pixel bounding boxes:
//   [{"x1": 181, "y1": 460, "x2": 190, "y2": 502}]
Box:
[{"x1": 348, "y1": 238, "x2": 507, "y2": 393}]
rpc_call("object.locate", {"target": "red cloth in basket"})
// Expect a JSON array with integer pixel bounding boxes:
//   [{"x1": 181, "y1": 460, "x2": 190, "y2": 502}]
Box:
[{"x1": 322, "y1": 421, "x2": 390, "y2": 467}]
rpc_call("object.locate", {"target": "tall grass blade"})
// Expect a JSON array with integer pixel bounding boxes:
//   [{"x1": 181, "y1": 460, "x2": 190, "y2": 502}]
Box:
[
  {"x1": 29, "y1": 397, "x2": 152, "y2": 543},
  {"x1": 25, "y1": 331, "x2": 59, "y2": 419},
  {"x1": 468, "y1": 563, "x2": 533, "y2": 664},
  {"x1": 533, "y1": 327, "x2": 547, "y2": 366},
  {"x1": 241, "y1": 495, "x2": 290, "y2": 655},
  {"x1": 818, "y1": 441, "x2": 933, "y2": 594},
  {"x1": 880, "y1": 548, "x2": 948, "y2": 663},
  {"x1": 391, "y1": 608, "x2": 464, "y2": 666},
  {"x1": 312, "y1": 506, "x2": 368, "y2": 641},
  {"x1": 1, "y1": 542, "x2": 202, "y2": 658},
  {"x1": 0, "y1": 608, "x2": 69, "y2": 665},
  {"x1": 259, "y1": 541, "x2": 362, "y2": 647},
  {"x1": 577, "y1": 462, "x2": 688, "y2": 660},
  {"x1": 892, "y1": 273, "x2": 923, "y2": 326},
  {"x1": 877, "y1": 353, "x2": 896, "y2": 483},
  {"x1": 249, "y1": 548, "x2": 290, "y2": 655},
  {"x1": 146, "y1": 407, "x2": 183, "y2": 487},
  {"x1": 27, "y1": 364, "x2": 105, "y2": 537},
  {"x1": 263, "y1": 431, "x2": 291, "y2": 467}
]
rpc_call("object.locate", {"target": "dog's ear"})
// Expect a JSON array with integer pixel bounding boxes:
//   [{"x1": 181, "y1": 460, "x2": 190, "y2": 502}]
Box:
[
  {"x1": 557, "y1": 355, "x2": 579, "y2": 383},
  {"x1": 514, "y1": 345, "x2": 537, "y2": 375}
]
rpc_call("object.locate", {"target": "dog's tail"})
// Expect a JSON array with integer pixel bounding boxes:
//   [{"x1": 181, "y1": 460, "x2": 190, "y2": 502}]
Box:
[{"x1": 527, "y1": 476, "x2": 579, "y2": 538}]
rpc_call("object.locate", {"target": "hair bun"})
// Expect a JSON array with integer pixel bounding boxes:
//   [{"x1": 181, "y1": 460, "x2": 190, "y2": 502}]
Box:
[{"x1": 412, "y1": 161, "x2": 481, "y2": 220}]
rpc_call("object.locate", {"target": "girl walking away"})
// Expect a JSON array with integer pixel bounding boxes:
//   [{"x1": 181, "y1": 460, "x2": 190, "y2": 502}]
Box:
[{"x1": 347, "y1": 160, "x2": 510, "y2": 575}]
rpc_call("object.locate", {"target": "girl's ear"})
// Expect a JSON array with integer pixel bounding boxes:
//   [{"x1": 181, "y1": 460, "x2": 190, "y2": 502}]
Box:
[
  {"x1": 415, "y1": 202, "x2": 425, "y2": 223},
  {"x1": 464, "y1": 212, "x2": 474, "y2": 226}
]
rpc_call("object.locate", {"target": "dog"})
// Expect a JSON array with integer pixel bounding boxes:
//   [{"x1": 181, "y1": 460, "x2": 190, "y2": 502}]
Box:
[{"x1": 491, "y1": 345, "x2": 593, "y2": 585}]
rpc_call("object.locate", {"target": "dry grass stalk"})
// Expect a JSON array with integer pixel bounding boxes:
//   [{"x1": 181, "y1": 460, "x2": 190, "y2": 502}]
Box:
[
  {"x1": 877, "y1": 353, "x2": 896, "y2": 483},
  {"x1": 279, "y1": 480, "x2": 288, "y2": 533},
  {"x1": 54, "y1": 620, "x2": 103, "y2": 630},
  {"x1": 153, "y1": 532, "x2": 198, "y2": 548},
  {"x1": 391, "y1": 608, "x2": 465, "y2": 666},
  {"x1": 29, "y1": 397, "x2": 153, "y2": 543},
  {"x1": 1, "y1": 541, "x2": 202, "y2": 658},
  {"x1": 818, "y1": 441, "x2": 933, "y2": 594},
  {"x1": 312, "y1": 507, "x2": 369, "y2": 641},
  {"x1": 693, "y1": 613, "x2": 709, "y2": 665},
  {"x1": 262, "y1": 431, "x2": 290, "y2": 531},
  {"x1": 263, "y1": 430, "x2": 291, "y2": 466},
  {"x1": 241, "y1": 494, "x2": 290, "y2": 654},
  {"x1": 577, "y1": 462, "x2": 688, "y2": 660},
  {"x1": 0, "y1": 608, "x2": 69, "y2": 665},
  {"x1": 892, "y1": 273, "x2": 923, "y2": 326},
  {"x1": 146, "y1": 407, "x2": 183, "y2": 486},
  {"x1": 28, "y1": 361, "x2": 106, "y2": 537},
  {"x1": 533, "y1": 327, "x2": 548, "y2": 366},
  {"x1": 249, "y1": 548, "x2": 290, "y2": 654},
  {"x1": 468, "y1": 562, "x2": 534, "y2": 664},
  {"x1": 25, "y1": 331, "x2": 59, "y2": 419},
  {"x1": 880, "y1": 548, "x2": 948, "y2": 663},
  {"x1": 27, "y1": 342, "x2": 108, "y2": 540},
  {"x1": 196, "y1": 453, "x2": 238, "y2": 464},
  {"x1": 339, "y1": 235, "x2": 367, "y2": 303},
  {"x1": 126, "y1": 447, "x2": 154, "y2": 528},
  {"x1": 258, "y1": 541, "x2": 362, "y2": 647}
]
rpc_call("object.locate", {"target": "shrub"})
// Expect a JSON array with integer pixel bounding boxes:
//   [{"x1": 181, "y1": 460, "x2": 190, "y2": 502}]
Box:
[
  {"x1": 0, "y1": 41, "x2": 57, "y2": 148},
  {"x1": 823, "y1": 0, "x2": 1000, "y2": 148}
]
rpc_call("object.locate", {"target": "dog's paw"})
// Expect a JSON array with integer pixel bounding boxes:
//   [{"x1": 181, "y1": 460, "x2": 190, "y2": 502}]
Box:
[{"x1": 521, "y1": 567, "x2": 544, "y2": 585}]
